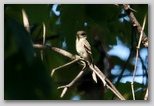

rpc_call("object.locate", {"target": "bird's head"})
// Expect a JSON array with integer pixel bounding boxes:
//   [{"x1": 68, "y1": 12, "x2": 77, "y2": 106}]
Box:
[{"x1": 76, "y1": 31, "x2": 87, "y2": 39}]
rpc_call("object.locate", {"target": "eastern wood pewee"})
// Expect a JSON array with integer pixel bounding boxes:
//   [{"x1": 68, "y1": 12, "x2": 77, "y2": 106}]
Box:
[
  {"x1": 76, "y1": 31, "x2": 97, "y2": 83},
  {"x1": 76, "y1": 31, "x2": 93, "y2": 64}
]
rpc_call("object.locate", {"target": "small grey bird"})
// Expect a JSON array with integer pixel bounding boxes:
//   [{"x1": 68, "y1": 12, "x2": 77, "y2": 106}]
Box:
[
  {"x1": 76, "y1": 31, "x2": 93, "y2": 64},
  {"x1": 76, "y1": 30, "x2": 97, "y2": 83}
]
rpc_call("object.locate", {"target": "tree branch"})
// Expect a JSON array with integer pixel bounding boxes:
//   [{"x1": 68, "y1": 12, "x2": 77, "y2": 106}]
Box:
[
  {"x1": 33, "y1": 44, "x2": 125, "y2": 100},
  {"x1": 122, "y1": 4, "x2": 148, "y2": 47},
  {"x1": 33, "y1": 44, "x2": 76, "y2": 60},
  {"x1": 130, "y1": 13, "x2": 147, "y2": 100},
  {"x1": 57, "y1": 62, "x2": 86, "y2": 98}
]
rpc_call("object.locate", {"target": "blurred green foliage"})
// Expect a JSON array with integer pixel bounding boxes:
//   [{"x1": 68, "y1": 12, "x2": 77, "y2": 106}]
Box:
[{"x1": 4, "y1": 4, "x2": 148, "y2": 100}]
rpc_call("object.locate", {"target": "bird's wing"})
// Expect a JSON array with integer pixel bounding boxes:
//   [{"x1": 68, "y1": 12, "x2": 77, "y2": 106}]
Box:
[
  {"x1": 83, "y1": 39, "x2": 93, "y2": 63},
  {"x1": 83, "y1": 39, "x2": 92, "y2": 54}
]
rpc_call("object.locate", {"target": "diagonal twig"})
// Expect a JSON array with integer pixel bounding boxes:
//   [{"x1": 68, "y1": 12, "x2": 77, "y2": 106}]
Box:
[
  {"x1": 51, "y1": 58, "x2": 80, "y2": 76},
  {"x1": 122, "y1": 4, "x2": 148, "y2": 47},
  {"x1": 57, "y1": 60, "x2": 87, "y2": 98},
  {"x1": 91, "y1": 64, "x2": 125, "y2": 100},
  {"x1": 131, "y1": 15, "x2": 147, "y2": 100}
]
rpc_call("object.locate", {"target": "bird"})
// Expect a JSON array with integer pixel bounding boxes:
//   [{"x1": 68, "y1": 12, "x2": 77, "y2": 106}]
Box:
[
  {"x1": 76, "y1": 31, "x2": 93, "y2": 64},
  {"x1": 76, "y1": 30, "x2": 97, "y2": 83}
]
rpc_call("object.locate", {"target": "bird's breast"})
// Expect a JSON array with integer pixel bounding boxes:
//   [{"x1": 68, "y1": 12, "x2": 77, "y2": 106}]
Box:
[{"x1": 76, "y1": 39, "x2": 88, "y2": 58}]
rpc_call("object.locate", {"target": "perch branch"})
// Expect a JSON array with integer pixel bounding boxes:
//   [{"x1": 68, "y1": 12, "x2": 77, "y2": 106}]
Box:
[
  {"x1": 33, "y1": 44, "x2": 125, "y2": 100},
  {"x1": 33, "y1": 44, "x2": 75, "y2": 60}
]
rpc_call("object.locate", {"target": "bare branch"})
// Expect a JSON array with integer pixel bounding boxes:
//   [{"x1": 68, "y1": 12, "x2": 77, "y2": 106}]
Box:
[
  {"x1": 91, "y1": 65, "x2": 125, "y2": 100},
  {"x1": 41, "y1": 23, "x2": 46, "y2": 61},
  {"x1": 131, "y1": 49, "x2": 139, "y2": 100},
  {"x1": 122, "y1": 4, "x2": 148, "y2": 47},
  {"x1": 137, "y1": 15, "x2": 147, "y2": 49},
  {"x1": 59, "y1": 87, "x2": 68, "y2": 98},
  {"x1": 122, "y1": 4, "x2": 148, "y2": 100},
  {"x1": 33, "y1": 44, "x2": 75, "y2": 59},
  {"x1": 131, "y1": 82, "x2": 135, "y2": 100},
  {"x1": 33, "y1": 44, "x2": 125, "y2": 100},
  {"x1": 131, "y1": 14, "x2": 147, "y2": 100},
  {"x1": 51, "y1": 58, "x2": 79, "y2": 76},
  {"x1": 58, "y1": 62, "x2": 86, "y2": 98}
]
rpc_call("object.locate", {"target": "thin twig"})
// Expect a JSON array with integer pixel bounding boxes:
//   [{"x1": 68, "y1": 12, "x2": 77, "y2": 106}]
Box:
[
  {"x1": 41, "y1": 23, "x2": 46, "y2": 61},
  {"x1": 42, "y1": 23, "x2": 46, "y2": 45},
  {"x1": 131, "y1": 49, "x2": 139, "y2": 100},
  {"x1": 106, "y1": 84, "x2": 124, "y2": 100},
  {"x1": 116, "y1": 49, "x2": 133, "y2": 86},
  {"x1": 114, "y1": 73, "x2": 147, "y2": 77},
  {"x1": 58, "y1": 60, "x2": 87, "y2": 98},
  {"x1": 92, "y1": 65, "x2": 125, "y2": 100},
  {"x1": 137, "y1": 15, "x2": 146, "y2": 49},
  {"x1": 131, "y1": 15, "x2": 147, "y2": 100},
  {"x1": 111, "y1": 49, "x2": 133, "y2": 100},
  {"x1": 144, "y1": 87, "x2": 148, "y2": 100},
  {"x1": 51, "y1": 58, "x2": 79, "y2": 76},
  {"x1": 122, "y1": 4, "x2": 148, "y2": 100},
  {"x1": 122, "y1": 4, "x2": 148, "y2": 47}
]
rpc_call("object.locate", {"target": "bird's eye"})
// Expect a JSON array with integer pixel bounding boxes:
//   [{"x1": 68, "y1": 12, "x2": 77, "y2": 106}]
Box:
[{"x1": 81, "y1": 32, "x2": 86, "y2": 36}]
